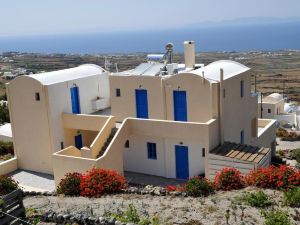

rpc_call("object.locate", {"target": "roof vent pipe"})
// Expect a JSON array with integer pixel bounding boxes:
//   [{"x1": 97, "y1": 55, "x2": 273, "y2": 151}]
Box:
[{"x1": 184, "y1": 41, "x2": 195, "y2": 69}]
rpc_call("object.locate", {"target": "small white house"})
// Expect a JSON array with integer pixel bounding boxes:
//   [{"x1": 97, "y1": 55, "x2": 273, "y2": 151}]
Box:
[{"x1": 7, "y1": 64, "x2": 110, "y2": 174}]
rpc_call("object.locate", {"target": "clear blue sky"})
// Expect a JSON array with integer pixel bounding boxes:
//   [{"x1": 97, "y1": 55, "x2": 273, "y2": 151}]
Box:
[{"x1": 1, "y1": 0, "x2": 300, "y2": 36}]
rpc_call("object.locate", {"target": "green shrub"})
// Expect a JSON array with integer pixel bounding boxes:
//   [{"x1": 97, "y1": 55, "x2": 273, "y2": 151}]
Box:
[
  {"x1": 0, "y1": 103, "x2": 10, "y2": 124},
  {"x1": 0, "y1": 175, "x2": 19, "y2": 195},
  {"x1": 57, "y1": 172, "x2": 82, "y2": 196},
  {"x1": 186, "y1": 177, "x2": 214, "y2": 197},
  {"x1": 111, "y1": 204, "x2": 159, "y2": 225},
  {"x1": 263, "y1": 210, "x2": 291, "y2": 225},
  {"x1": 0, "y1": 153, "x2": 14, "y2": 161},
  {"x1": 0, "y1": 141, "x2": 14, "y2": 155},
  {"x1": 240, "y1": 191, "x2": 272, "y2": 208},
  {"x1": 283, "y1": 187, "x2": 300, "y2": 207},
  {"x1": 291, "y1": 149, "x2": 300, "y2": 163}
]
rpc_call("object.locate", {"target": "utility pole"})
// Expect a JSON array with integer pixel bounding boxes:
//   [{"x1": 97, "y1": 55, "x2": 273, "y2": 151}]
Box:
[
  {"x1": 260, "y1": 92, "x2": 263, "y2": 119},
  {"x1": 254, "y1": 75, "x2": 257, "y2": 93}
]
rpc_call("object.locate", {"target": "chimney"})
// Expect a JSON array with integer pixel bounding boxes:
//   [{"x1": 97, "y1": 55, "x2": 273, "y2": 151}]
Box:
[
  {"x1": 184, "y1": 41, "x2": 195, "y2": 68},
  {"x1": 219, "y1": 68, "x2": 224, "y2": 145}
]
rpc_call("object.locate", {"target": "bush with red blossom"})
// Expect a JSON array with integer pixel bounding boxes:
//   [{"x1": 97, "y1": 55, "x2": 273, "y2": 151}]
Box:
[
  {"x1": 246, "y1": 165, "x2": 300, "y2": 190},
  {"x1": 214, "y1": 168, "x2": 245, "y2": 191},
  {"x1": 165, "y1": 184, "x2": 186, "y2": 192},
  {"x1": 57, "y1": 172, "x2": 82, "y2": 196},
  {"x1": 80, "y1": 168, "x2": 127, "y2": 197}
]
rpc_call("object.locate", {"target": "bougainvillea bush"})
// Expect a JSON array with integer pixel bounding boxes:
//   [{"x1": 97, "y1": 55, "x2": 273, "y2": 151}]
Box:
[
  {"x1": 58, "y1": 168, "x2": 127, "y2": 197},
  {"x1": 80, "y1": 168, "x2": 127, "y2": 197},
  {"x1": 57, "y1": 172, "x2": 82, "y2": 196},
  {"x1": 0, "y1": 175, "x2": 19, "y2": 195},
  {"x1": 165, "y1": 184, "x2": 186, "y2": 193},
  {"x1": 214, "y1": 168, "x2": 245, "y2": 191},
  {"x1": 246, "y1": 165, "x2": 300, "y2": 190},
  {"x1": 186, "y1": 176, "x2": 215, "y2": 197}
]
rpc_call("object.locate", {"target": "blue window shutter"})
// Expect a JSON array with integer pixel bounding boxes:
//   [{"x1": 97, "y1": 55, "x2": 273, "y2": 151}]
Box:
[
  {"x1": 147, "y1": 142, "x2": 157, "y2": 159},
  {"x1": 116, "y1": 88, "x2": 121, "y2": 97},
  {"x1": 240, "y1": 80, "x2": 244, "y2": 98},
  {"x1": 240, "y1": 130, "x2": 244, "y2": 144}
]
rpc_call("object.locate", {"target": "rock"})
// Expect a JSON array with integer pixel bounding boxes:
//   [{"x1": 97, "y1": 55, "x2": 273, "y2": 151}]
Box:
[
  {"x1": 63, "y1": 214, "x2": 70, "y2": 220},
  {"x1": 181, "y1": 192, "x2": 187, "y2": 197},
  {"x1": 115, "y1": 220, "x2": 124, "y2": 225},
  {"x1": 141, "y1": 190, "x2": 148, "y2": 195},
  {"x1": 98, "y1": 216, "x2": 106, "y2": 224},
  {"x1": 75, "y1": 214, "x2": 82, "y2": 222},
  {"x1": 56, "y1": 213, "x2": 63, "y2": 223},
  {"x1": 107, "y1": 217, "x2": 116, "y2": 225},
  {"x1": 88, "y1": 216, "x2": 97, "y2": 224}
]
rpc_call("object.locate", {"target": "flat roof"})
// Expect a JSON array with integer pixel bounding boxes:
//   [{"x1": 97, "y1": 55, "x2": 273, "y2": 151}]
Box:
[
  {"x1": 27, "y1": 64, "x2": 106, "y2": 85},
  {"x1": 118, "y1": 62, "x2": 165, "y2": 76},
  {"x1": 191, "y1": 60, "x2": 250, "y2": 83},
  {"x1": 211, "y1": 142, "x2": 270, "y2": 164}
]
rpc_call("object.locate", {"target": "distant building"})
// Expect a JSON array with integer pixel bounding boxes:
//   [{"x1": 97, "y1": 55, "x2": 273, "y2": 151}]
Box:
[{"x1": 258, "y1": 93, "x2": 298, "y2": 129}]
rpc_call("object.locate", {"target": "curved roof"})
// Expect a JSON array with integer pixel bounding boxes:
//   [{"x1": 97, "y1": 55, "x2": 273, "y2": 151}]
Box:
[
  {"x1": 27, "y1": 64, "x2": 106, "y2": 85},
  {"x1": 190, "y1": 60, "x2": 250, "y2": 82},
  {"x1": 262, "y1": 93, "x2": 284, "y2": 103},
  {"x1": 268, "y1": 93, "x2": 283, "y2": 101}
]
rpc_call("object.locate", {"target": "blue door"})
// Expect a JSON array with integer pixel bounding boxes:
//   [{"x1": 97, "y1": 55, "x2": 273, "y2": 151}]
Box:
[
  {"x1": 75, "y1": 134, "x2": 83, "y2": 149},
  {"x1": 135, "y1": 89, "x2": 148, "y2": 119},
  {"x1": 70, "y1": 86, "x2": 81, "y2": 114},
  {"x1": 175, "y1": 145, "x2": 189, "y2": 179},
  {"x1": 173, "y1": 91, "x2": 187, "y2": 121}
]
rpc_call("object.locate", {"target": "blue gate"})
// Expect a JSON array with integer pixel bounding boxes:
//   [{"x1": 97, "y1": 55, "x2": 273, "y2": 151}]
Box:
[
  {"x1": 173, "y1": 91, "x2": 187, "y2": 121},
  {"x1": 135, "y1": 89, "x2": 148, "y2": 119},
  {"x1": 175, "y1": 145, "x2": 189, "y2": 179},
  {"x1": 75, "y1": 134, "x2": 83, "y2": 149},
  {"x1": 70, "y1": 86, "x2": 81, "y2": 114}
]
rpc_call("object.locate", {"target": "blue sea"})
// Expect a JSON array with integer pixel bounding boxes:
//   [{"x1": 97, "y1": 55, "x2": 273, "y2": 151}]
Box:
[{"x1": 0, "y1": 22, "x2": 300, "y2": 54}]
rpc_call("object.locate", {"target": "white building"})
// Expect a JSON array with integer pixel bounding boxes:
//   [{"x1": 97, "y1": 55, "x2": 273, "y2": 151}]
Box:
[{"x1": 7, "y1": 64, "x2": 110, "y2": 174}]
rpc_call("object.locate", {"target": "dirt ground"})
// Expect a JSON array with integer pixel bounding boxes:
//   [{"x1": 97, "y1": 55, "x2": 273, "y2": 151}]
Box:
[{"x1": 24, "y1": 187, "x2": 299, "y2": 225}]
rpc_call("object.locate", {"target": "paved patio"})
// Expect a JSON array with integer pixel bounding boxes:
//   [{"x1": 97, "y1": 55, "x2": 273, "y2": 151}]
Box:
[
  {"x1": 8, "y1": 169, "x2": 184, "y2": 192},
  {"x1": 125, "y1": 171, "x2": 186, "y2": 187},
  {"x1": 9, "y1": 169, "x2": 55, "y2": 192}
]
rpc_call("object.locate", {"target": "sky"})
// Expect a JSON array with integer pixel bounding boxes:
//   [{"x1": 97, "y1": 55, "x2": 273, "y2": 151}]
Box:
[{"x1": 1, "y1": 0, "x2": 300, "y2": 37}]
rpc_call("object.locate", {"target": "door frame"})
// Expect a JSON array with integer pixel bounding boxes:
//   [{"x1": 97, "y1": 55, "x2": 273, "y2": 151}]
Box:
[
  {"x1": 173, "y1": 90, "x2": 187, "y2": 121},
  {"x1": 175, "y1": 145, "x2": 189, "y2": 179}
]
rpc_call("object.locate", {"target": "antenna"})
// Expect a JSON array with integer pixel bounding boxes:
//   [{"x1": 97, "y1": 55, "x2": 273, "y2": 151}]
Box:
[{"x1": 165, "y1": 43, "x2": 174, "y2": 64}]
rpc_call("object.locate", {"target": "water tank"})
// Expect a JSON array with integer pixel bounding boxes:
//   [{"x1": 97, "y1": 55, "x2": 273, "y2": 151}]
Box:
[
  {"x1": 184, "y1": 41, "x2": 195, "y2": 68},
  {"x1": 147, "y1": 54, "x2": 164, "y2": 62}
]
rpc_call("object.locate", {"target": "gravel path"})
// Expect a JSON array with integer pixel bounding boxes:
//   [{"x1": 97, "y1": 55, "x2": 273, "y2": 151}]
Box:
[{"x1": 24, "y1": 187, "x2": 299, "y2": 225}]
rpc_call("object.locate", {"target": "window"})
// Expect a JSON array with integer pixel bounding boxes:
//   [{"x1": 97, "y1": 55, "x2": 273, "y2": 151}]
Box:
[
  {"x1": 240, "y1": 130, "x2": 244, "y2": 145},
  {"x1": 147, "y1": 142, "x2": 157, "y2": 159},
  {"x1": 202, "y1": 148, "x2": 205, "y2": 157},
  {"x1": 35, "y1": 92, "x2": 40, "y2": 101},
  {"x1": 116, "y1": 88, "x2": 121, "y2": 97},
  {"x1": 60, "y1": 142, "x2": 64, "y2": 150},
  {"x1": 268, "y1": 109, "x2": 271, "y2": 114},
  {"x1": 124, "y1": 140, "x2": 129, "y2": 148},
  {"x1": 240, "y1": 80, "x2": 244, "y2": 98},
  {"x1": 223, "y1": 88, "x2": 226, "y2": 98}
]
